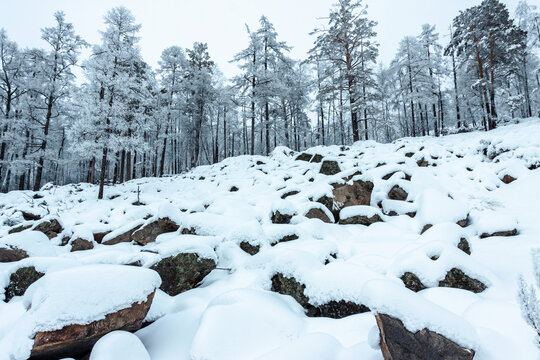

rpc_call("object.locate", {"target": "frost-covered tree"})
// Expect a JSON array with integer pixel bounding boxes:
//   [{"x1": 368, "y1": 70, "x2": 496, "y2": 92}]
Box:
[
  {"x1": 310, "y1": 0, "x2": 378, "y2": 142},
  {"x1": 0, "y1": 30, "x2": 26, "y2": 192},
  {"x1": 70, "y1": 6, "x2": 142, "y2": 199},
  {"x1": 27, "y1": 12, "x2": 85, "y2": 191}
]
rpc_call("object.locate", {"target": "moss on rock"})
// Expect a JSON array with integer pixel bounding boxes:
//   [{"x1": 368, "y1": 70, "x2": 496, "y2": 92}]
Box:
[{"x1": 4, "y1": 267, "x2": 45, "y2": 302}]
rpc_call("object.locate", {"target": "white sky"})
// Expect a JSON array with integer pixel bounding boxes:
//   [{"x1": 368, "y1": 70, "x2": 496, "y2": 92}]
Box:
[{"x1": 0, "y1": 0, "x2": 523, "y2": 78}]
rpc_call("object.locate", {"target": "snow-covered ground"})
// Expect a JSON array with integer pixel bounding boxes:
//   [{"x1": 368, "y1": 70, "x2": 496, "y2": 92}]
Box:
[{"x1": 1, "y1": 119, "x2": 540, "y2": 360}]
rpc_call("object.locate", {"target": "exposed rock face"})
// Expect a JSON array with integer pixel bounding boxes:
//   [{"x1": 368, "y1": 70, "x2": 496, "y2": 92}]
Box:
[
  {"x1": 93, "y1": 231, "x2": 111, "y2": 244},
  {"x1": 281, "y1": 190, "x2": 299, "y2": 199},
  {"x1": 438, "y1": 268, "x2": 486, "y2": 293},
  {"x1": 270, "y1": 273, "x2": 368, "y2": 318},
  {"x1": 310, "y1": 154, "x2": 324, "y2": 163},
  {"x1": 271, "y1": 211, "x2": 293, "y2": 224},
  {"x1": 305, "y1": 208, "x2": 332, "y2": 223},
  {"x1": 339, "y1": 214, "x2": 383, "y2": 226},
  {"x1": 271, "y1": 273, "x2": 310, "y2": 309},
  {"x1": 320, "y1": 160, "x2": 341, "y2": 176},
  {"x1": 4, "y1": 267, "x2": 44, "y2": 302},
  {"x1": 400, "y1": 272, "x2": 427, "y2": 293},
  {"x1": 375, "y1": 313, "x2": 475, "y2": 360},
  {"x1": 501, "y1": 175, "x2": 516, "y2": 184},
  {"x1": 479, "y1": 229, "x2": 517, "y2": 239},
  {"x1": 456, "y1": 217, "x2": 469, "y2": 228},
  {"x1": 132, "y1": 218, "x2": 179, "y2": 246},
  {"x1": 21, "y1": 211, "x2": 41, "y2": 221},
  {"x1": 315, "y1": 300, "x2": 370, "y2": 319},
  {"x1": 102, "y1": 224, "x2": 142, "y2": 245},
  {"x1": 230, "y1": 186, "x2": 239, "y2": 192},
  {"x1": 457, "y1": 238, "x2": 471, "y2": 255},
  {"x1": 273, "y1": 234, "x2": 299, "y2": 245},
  {"x1": 240, "y1": 242, "x2": 260, "y2": 255},
  {"x1": 8, "y1": 224, "x2": 32, "y2": 234},
  {"x1": 296, "y1": 153, "x2": 313, "y2": 162},
  {"x1": 70, "y1": 238, "x2": 94, "y2": 252},
  {"x1": 388, "y1": 185, "x2": 408, "y2": 201},
  {"x1": 417, "y1": 158, "x2": 429, "y2": 167},
  {"x1": 421, "y1": 224, "x2": 433, "y2": 234},
  {"x1": 0, "y1": 247, "x2": 29, "y2": 263},
  {"x1": 30, "y1": 291, "x2": 155, "y2": 359},
  {"x1": 331, "y1": 180, "x2": 374, "y2": 218},
  {"x1": 150, "y1": 253, "x2": 216, "y2": 296},
  {"x1": 34, "y1": 219, "x2": 63, "y2": 239}
]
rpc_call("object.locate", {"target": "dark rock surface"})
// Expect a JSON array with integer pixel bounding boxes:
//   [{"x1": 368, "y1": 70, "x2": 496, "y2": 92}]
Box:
[
  {"x1": 151, "y1": 253, "x2": 216, "y2": 296},
  {"x1": 438, "y1": 268, "x2": 487, "y2": 293},
  {"x1": 376, "y1": 313, "x2": 475, "y2": 360},
  {"x1": 30, "y1": 291, "x2": 155, "y2": 359},
  {"x1": 4, "y1": 266, "x2": 45, "y2": 302},
  {"x1": 320, "y1": 160, "x2": 341, "y2": 176},
  {"x1": 0, "y1": 247, "x2": 29, "y2": 263}
]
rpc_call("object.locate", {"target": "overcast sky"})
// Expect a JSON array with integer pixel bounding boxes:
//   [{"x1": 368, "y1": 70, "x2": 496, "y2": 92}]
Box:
[{"x1": 0, "y1": 0, "x2": 522, "y2": 79}]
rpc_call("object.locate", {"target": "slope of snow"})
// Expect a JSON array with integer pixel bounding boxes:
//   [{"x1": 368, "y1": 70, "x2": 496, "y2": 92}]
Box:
[{"x1": 0, "y1": 119, "x2": 539, "y2": 359}]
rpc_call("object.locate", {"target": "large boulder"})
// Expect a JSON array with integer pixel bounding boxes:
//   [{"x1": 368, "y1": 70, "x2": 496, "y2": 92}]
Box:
[
  {"x1": 438, "y1": 268, "x2": 487, "y2": 293},
  {"x1": 102, "y1": 223, "x2": 143, "y2": 245},
  {"x1": 132, "y1": 218, "x2": 179, "y2": 246},
  {"x1": 270, "y1": 273, "x2": 368, "y2": 319},
  {"x1": 31, "y1": 292, "x2": 155, "y2": 359},
  {"x1": 0, "y1": 247, "x2": 29, "y2": 263},
  {"x1": 388, "y1": 185, "x2": 408, "y2": 201},
  {"x1": 240, "y1": 241, "x2": 260, "y2": 255},
  {"x1": 400, "y1": 272, "x2": 427, "y2": 293},
  {"x1": 320, "y1": 160, "x2": 341, "y2": 176},
  {"x1": 375, "y1": 313, "x2": 475, "y2": 360},
  {"x1": 70, "y1": 238, "x2": 94, "y2": 252},
  {"x1": 271, "y1": 211, "x2": 294, "y2": 224},
  {"x1": 329, "y1": 180, "x2": 374, "y2": 220},
  {"x1": 34, "y1": 218, "x2": 63, "y2": 239},
  {"x1": 24, "y1": 265, "x2": 160, "y2": 359},
  {"x1": 305, "y1": 208, "x2": 332, "y2": 223},
  {"x1": 4, "y1": 266, "x2": 44, "y2": 302},
  {"x1": 150, "y1": 253, "x2": 216, "y2": 296}
]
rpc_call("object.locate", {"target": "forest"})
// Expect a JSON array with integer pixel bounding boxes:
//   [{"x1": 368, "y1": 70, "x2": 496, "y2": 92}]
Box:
[{"x1": 0, "y1": 0, "x2": 538, "y2": 197}]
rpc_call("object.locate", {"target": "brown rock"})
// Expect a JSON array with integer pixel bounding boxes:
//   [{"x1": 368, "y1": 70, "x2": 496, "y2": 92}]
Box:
[
  {"x1": 438, "y1": 268, "x2": 487, "y2": 293},
  {"x1": 34, "y1": 219, "x2": 63, "y2": 239},
  {"x1": 388, "y1": 185, "x2": 408, "y2": 201},
  {"x1": 320, "y1": 160, "x2": 341, "y2": 176},
  {"x1": 400, "y1": 272, "x2": 427, "y2": 293},
  {"x1": 479, "y1": 229, "x2": 517, "y2": 239},
  {"x1": 501, "y1": 175, "x2": 516, "y2": 184},
  {"x1": 339, "y1": 213, "x2": 383, "y2": 226},
  {"x1": 31, "y1": 291, "x2": 155, "y2": 359},
  {"x1": 151, "y1": 253, "x2": 216, "y2": 296},
  {"x1": 376, "y1": 313, "x2": 475, "y2": 360},
  {"x1": 132, "y1": 218, "x2": 179, "y2": 246},
  {"x1": 421, "y1": 224, "x2": 433, "y2": 234},
  {"x1": 0, "y1": 247, "x2": 29, "y2": 263},
  {"x1": 4, "y1": 267, "x2": 44, "y2": 302},
  {"x1": 305, "y1": 208, "x2": 332, "y2": 223},
  {"x1": 102, "y1": 223, "x2": 142, "y2": 245},
  {"x1": 417, "y1": 158, "x2": 429, "y2": 167},
  {"x1": 8, "y1": 224, "x2": 32, "y2": 234},
  {"x1": 21, "y1": 211, "x2": 41, "y2": 221},
  {"x1": 271, "y1": 211, "x2": 294, "y2": 224},
  {"x1": 331, "y1": 180, "x2": 374, "y2": 218},
  {"x1": 240, "y1": 242, "x2": 260, "y2": 255},
  {"x1": 70, "y1": 238, "x2": 94, "y2": 252},
  {"x1": 457, "y1": 238, "x2": 471, "y2": 255},
  {"x1": 93, "y1": 231, "x2": 112, "y2": 244}
]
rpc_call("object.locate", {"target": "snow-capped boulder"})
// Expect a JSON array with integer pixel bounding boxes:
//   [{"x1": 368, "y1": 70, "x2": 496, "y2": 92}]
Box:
[
  {"x1": 375, "y1": 314, "x2": 475, "y2": 360},
  {"x1": 319, "y1": 160, "x2": 341, "y2": 175},
  {"x1": 150, "y1": 252, "x2": 216, "y2": 296},
  {"x1": 70, "y1": 238, "x2": 94, "y2": 252},
  {"x1": 132, "y1": 217, "x2": 179, "y2": 246},
  {"x1": 4, "y1": 266, "x2": 45, "y2": 302},
  {"x1": 331, "y1": 180, "x2": 374, "y2": 216},
  {"x1": 33, "y1": 218, "x2": 63, "y2": 239},
  {"x1": 388, "y1": 184, "x2": 409, "y2": 201},
  {"x1": 0, "y1": 246, "x2": 29, "y2": 263},
  {"x1": 27, "y1": 265, "x2": 160, "y2": 359},
  {"x1": 339, "y1": 206, "x2": 383, "y2": 226}
]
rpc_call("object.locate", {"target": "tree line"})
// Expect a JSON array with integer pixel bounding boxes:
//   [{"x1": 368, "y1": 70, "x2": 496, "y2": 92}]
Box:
[{"x1": 0, "y1": 0, "x2": 538, "y2": 196}]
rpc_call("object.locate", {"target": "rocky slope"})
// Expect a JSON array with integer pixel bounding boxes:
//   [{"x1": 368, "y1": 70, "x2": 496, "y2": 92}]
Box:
[{"x1": 1, "y1": 119, "x2": 540, "y2": 359}]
